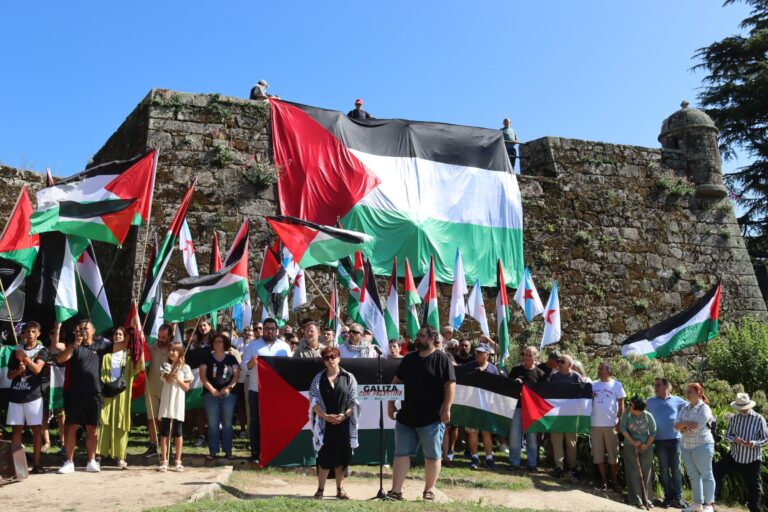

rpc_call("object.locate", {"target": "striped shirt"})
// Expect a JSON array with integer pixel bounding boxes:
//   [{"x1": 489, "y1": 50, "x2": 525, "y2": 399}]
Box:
[
  {"x1": 723, "y1": 410, "x2": 768, "y2": 463},
  {"x1": 676, "y1": 400, "x2": 714, "y2": 449}
]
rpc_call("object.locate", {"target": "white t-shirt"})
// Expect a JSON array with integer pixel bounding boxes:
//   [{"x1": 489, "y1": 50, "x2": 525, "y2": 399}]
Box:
[
  {"x1": 158, "y1": 364, "x2": 193, "y2": 421},
  {"x1": 241, "y1": 338, "x2": 291, "y2": 392},
  {"x1": 591, "y1": 378, "x2": 626, "y2": 427}
]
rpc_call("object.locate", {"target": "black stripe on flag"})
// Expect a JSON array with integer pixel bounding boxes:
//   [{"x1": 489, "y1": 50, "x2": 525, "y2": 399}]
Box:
[
  {"x1": 173, "y1": 229, "x2": 248, "y2": 291},
  {"x1": 35, "y1": 232, "x2": 68, "y2": 307},
  {"x1": 51, "y1": 151, "x2": 155, "y2": 186},
  {"x1": 59, "y1": 198, "x2": 136, "y2": 219},
  {"x1": 268, "y1": 215, "x2": 369, "y2": 245},
  {"x1": 285, "y1": 101, "x2": 512, "y2": 173},
  {"x1": 524, "y1": 382, "x2": 593, "y2": 400},
  {"x1": 621, "y1": 283, "x2": 720, "y2": 347},
  {"x1": 455, "y1": 365, "x2": 521, "y2": 399},
  {"x1": 259, "y1": 356, "x2": 400, "y2": 390}
]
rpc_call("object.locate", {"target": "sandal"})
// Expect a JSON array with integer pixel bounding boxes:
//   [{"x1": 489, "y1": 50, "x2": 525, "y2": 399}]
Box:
[
  {"x1": 205, "y1": 454, "x2": 216, "y2": 461},
  {"x1": 117, "y1": 460, "x2": 128, "y2": 470},
  {"x1": 336, "y1": 487, "x2": 349, "y2": 500},
  {"x1": 158, "y1": 460, "x2": 168, "y2": 473},
  {"x1": 423, "y1": 490, "x2": 435, "y2": 502},
  {"x1": 313, "y1": 487, "x2": 324, "y2": 499},
  {"x1": 383, "y1": 490, "x2": 404, "y2": 501},
  {"x1": 175, "y1": 461, "x2": 184, "y2": 472}
]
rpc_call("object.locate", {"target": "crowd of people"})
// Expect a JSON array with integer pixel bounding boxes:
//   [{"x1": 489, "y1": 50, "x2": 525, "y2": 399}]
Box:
[{"x1": 1, "y1": 317, "x2": 766, "y2": 511}]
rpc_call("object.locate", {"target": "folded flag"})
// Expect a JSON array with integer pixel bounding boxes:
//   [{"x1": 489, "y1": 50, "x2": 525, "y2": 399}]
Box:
[
  {"x1": 541, "y1": 280, "x2": 561, "y2": 349},
  {"x1": 141, "y1": 181, "x2": 196, "y2": 313},
  {"x1": 514, "y1": 267, "x2": 544, "y2": 322},
  {"x1": 403, "y1": 257, "x2": 421, "y2": 339},
  {"x1": 451, "y1": 365, "x2": 521, "y2": 435},
  {"x1": 450, "y1": 248, "x2": 467, "y2": 330},
  {"x1": 256, "y1": 242, "x2": 290, "y2": 326},
  {"x1": 36, "y1": 232, "x2": 78, "y2": 323},
  {"x1": 165, "y1": 220, "x2": 249, "y2": 322},
  {"x1": 31, "y1": 151, "x2": 157, "y2": 246},
  {"x1": 621, "y1": 283, "x2": 722, "y2": 359},
  {"x1": 142, "y1": 236, "x2": 164, "y2": 345},
  {"x1": 326, "y1": 275, "x2": 343, "y2": 345},
  {"x1": 496, "y1": 260, "x2": 511, "y2": 366},
  {"x1": 384, "y1": 258, "x2": 399, "y2": 342},
  {"x1": 267, "y1": 215, "x2": 372, "y2": 269},
  {"x1": 0, "y1": 186, "x2": 39, "y2": 271},
  {"x1": 467, "y1": 279, "x2": 490, "y2": 336},
  {"x1": 359, "y1": 259, "x2": 388, "y2": 352},
  {"x1": 270, "y1": 99, "x2": 523, "y2": 287},
  {"x1": 75, "y1": 245, "x2": 112, "y2": 334},
  {"x1": 421, "y1": 256, "x2": 440, "y2": 332},
  {"x1": 179, "y1": 218, "x2": 198, "y2": 276},
  {"x1": 521, "y1": 382, "x2": 593, "y2": 434}
]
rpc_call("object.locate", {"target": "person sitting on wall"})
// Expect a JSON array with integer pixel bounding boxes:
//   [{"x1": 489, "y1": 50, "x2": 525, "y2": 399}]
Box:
[{"x1": 347, "y1": 98, "x2": 373, "y2": 120}]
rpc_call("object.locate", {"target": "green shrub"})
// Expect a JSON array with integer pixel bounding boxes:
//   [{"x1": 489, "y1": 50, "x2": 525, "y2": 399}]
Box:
[
  {"x1": 657, "y1": 175, "x2": 696, "y2": 196},
  {"x1": 707, "y1": 316, "x2": 768, "y2": 395}
]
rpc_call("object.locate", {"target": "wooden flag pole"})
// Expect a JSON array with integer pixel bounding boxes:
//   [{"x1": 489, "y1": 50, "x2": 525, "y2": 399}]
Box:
[
  {"x1": 0, "y1": 278, "x2": 19, "y2": 344},
  {"x1": 304, "y1": 270, "x2": 345, "y2": 325}
]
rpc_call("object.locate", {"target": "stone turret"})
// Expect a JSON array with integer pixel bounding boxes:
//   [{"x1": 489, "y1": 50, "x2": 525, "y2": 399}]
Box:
[{"x1": 659, "y1": 101, "x2": 727, "y2": 198}]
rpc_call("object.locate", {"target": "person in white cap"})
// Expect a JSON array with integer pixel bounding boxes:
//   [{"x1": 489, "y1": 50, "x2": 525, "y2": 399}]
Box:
[{"x1": 713, "y1": 392, "x2": 768, "y2": 512}]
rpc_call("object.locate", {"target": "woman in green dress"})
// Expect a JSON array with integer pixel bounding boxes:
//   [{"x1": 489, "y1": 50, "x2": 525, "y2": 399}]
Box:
[{"x1": 97, "y1": 326, "x2": 144, "y2": 468}]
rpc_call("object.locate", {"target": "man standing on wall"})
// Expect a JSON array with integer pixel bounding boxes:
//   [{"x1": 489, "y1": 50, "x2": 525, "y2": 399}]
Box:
[{"x1": 347, "y1": 98, "x2": 372, "y2": 120}]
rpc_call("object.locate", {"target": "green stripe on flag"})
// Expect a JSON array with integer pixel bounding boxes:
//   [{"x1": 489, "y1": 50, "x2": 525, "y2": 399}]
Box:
[
  {"x1": 165, "y1": 278, "x2": 248, "y2": 323},
  {"x1": 649, "y1": 319, "x2": 719, "y2": 359},
  {"x1": 527, "y1": 415, "x2": 591, "y2": 434},
  {"x1": 0, "y1": 248, "x2": 38, "y2": 272},
  {"x1": 451, "y1": 404, "x2": 512, "y2": 436}
]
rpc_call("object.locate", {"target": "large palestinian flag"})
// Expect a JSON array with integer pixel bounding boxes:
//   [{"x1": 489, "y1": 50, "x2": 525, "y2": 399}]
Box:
[
  {"x1": 31, "y1": 151, "x2": 157, "y2": 246},
  {"x1": 0, "y1": 186, "x2": 39, "y2": 271},
  {"x1": 270, "y1": 99, "x2": 523, "y2": 287},
  {"x1": 521, "y1": 382, "x2": 593, "y2": 434},
  {"x1": 621, "y1": 283, "x2": 721, "y2": 359},
  {"x1": 452, "y1": 365, "x2": 520, "y2": 435},
  {"x1": 164, "y1": 220, "x2": 249, "y2": 322}
]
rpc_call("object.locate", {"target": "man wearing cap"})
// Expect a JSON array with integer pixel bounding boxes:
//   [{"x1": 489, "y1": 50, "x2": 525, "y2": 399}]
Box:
[
  {"x1": 713, "y1": 393, "x2": 768, "y2": 512},
  {"x1": 250, "y1": 80, "x2": 270, "y2": 100},
  {"x1": 462, "y1": 343, "x2": 499, "y2": 470},
  {"x1": 347, "y1": 99, "x2": 372, "y2": 120},
  {"x1": 537, "y1": 350, "x2": 560, "y2": 378}
]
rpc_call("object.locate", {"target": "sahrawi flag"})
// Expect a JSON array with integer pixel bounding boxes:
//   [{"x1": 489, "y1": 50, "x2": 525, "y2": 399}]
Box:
[
  {"x1": 179, "y1": 218, "x2": 199, "y2": 276},
  {"x1": 267, "y1": 215, "x2": 372, "y2": 268},
  {"x1": 384, "y1": 258, "x2": 399, "y2": 342},
  {"x1": 140, "y1": 180, "x2": 196, "y2": 314},
  {"x1": 404, "y1": 257, "x2": 421, "y2": 339},
  {"x1": 541, "y1": 280, "x2": 561, "y2": 349},
  {"x1": 467, "y1": 279, "x2": 490, "y2": 336},
  {"x1": 421, "y1": 256, "x2": 440, "y2": 332},
  {"x1": 359, "y1": 259, "x2": 388, "y2": 352},
  {"x1": 522, "y1": 382, "x2": 593, "y2": 434},
  {"x1": 256, "y1": 242, "x2": 290, "y2": 326},
  {"x1": 449, "y1": 248, "x2": 467, "y2": 329},
  {"x1": 621, "y1": 283, "x2": 722, "y2": 359},
  {"x1": 164, "y1": 219, "x2": 249, "y2": 322},
  {"x1": 292, "y1": 268, "x2": 307, "y2": 311},
  {"x1": 270, "y1": 99, "x2": 523, "y2": 287},
  {"x1": 496, "y1": 260, "x2": 511, "y2": 366},
  {"x1": 75, "y1": 245, "x2": 112, "y2": 334},
  {"x1": 514, "y1": 267, "x2": 544, "y2": 322},
  {"x1": 0, "y1": 185, "x2": 40, "y2": 271},
  {"x1": 31, "y1": 151, "x2": 157, "y2": 246}
]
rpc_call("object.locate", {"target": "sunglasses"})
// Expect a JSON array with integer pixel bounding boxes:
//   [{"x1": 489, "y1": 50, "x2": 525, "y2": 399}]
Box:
[
  {"x1": 322, "y1": 355, "x2": 337, "y2": 361},
  {"x1": 348, "y1": 330, "x2": 361, "y2": 335}
]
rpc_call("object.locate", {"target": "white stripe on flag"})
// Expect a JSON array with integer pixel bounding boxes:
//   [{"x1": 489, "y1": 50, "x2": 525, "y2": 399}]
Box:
[
  {"x1": 454, "y1": 384, "x2": 517, "y2": 419},
  {"x1": 543, "y1": 398, "x2": 592, "y2": 417},
  {"x1": 621, "y1": 299, "x2": 714, "y2": 357}
]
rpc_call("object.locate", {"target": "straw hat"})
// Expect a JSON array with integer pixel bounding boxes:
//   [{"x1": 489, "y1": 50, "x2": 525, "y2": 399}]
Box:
[{"x1": 730, "y1": 392, "x2": 756, "y2": 411}]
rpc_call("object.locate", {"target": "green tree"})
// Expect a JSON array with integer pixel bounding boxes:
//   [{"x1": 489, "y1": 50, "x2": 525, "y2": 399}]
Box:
[{"x1": 694, "y1": 0, "x2": 768, "y2": 256}]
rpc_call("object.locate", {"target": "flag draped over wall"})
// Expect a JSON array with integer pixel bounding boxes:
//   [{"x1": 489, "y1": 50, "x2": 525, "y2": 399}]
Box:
[{"x1": 270, "y1": 99, "x2": 524, "y2": 287}]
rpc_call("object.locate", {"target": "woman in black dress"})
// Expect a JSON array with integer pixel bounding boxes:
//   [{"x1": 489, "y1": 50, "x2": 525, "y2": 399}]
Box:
[{"x1": 309, "y1": 345, "x2": 359, "y2": 500}]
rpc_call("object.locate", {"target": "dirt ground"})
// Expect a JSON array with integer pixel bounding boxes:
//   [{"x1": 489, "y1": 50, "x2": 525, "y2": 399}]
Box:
[{"x1": 0, "y1": 465, "x2": 227, "y2": 512}]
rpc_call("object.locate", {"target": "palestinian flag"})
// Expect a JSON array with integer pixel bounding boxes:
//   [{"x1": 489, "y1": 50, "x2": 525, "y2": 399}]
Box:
[
  {"x1": 359, "y1": 259, "x2": 387, "y2": 352},
  {"x1": 0, "y1": 186, "x2": 39, "y2": 271},
  {"x1": 496, "y1": 259, "x2": 510, "y2": 366},
  {"x1": 621, "y1": 283, "x2": 722, "y2": 359},
  {"x1": 209, "y1": 231, "x2": 222, "y2": 329},
  {"x1": 257, "y1": 356, "x2": 401, "y2": 467},
  {"x1": 256, "y1": 242, "x2": 290, "y2": 326},
  {"x1": 0, "y1": 263, "x2": 26, "y2": 321},
  {"x1": 140, "y1": 180, "x2": 195, "y2": 313},
  {"x1": 141, "y1": 235, "x2": 164, "y2": 344},
  {"x1": 270, "y1": 99, "x2": 523, "y2": 287},
  {"x1": 521, "y1": 382, "x2": 593, "y2": 434},
  {"x1": 164, "y1": 220, "x2": 249, "y2": 322},
  {"x1": 75, "y1": 245, "x2": 112, "y2": 334},
  {"x1": 30, "y1": 151, "x2": 157, "y2": 246},
  {"x1": 36, "y1": 232, "x2": 78, "y2": 322},
  {"x1": 337, "y1": 251, "x2": 364, "y2": 323},
  {"x1": 403, "y1": 257, "x2": 421, "y2": 339},
  {"x1": 0, "y1": 344, "x2": 14, "y2": 390},
  {"x1": 421, "y1": 256, "x2": 439, "y2": 332},
  {"x1": 49, "y1": 362, "x2": 66, "y2": 409},
  {"x1": 384, "y1": 258, "x2": 399, "y2": 341},
  {"x1": 452, "y1": 365, "x2": 521, "y2": 435},
  {"x1": 267, "y1": 215, "x2": 372, "y2": 268}
]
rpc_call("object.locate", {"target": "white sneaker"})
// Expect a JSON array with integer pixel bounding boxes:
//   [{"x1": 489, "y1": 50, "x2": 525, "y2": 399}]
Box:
[
  {"x1": 683, "y1": 504, "x2": 702, "y2": 512},
  {"x1": 702, "y1": 506, "x2": 714, "y2": 512},
  {"x1": 57, "y1": 460, "x2": 75, "y2": 474},
  {"x1": 86, "y1": 459, "x2": 101, "y2": 473}
]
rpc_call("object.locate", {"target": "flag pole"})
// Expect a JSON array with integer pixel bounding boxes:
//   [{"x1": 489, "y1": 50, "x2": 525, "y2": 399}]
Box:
[
  {"x1": 0, "y1": 278, "x2": 19, "y2": 345},
  {"x1": 76, "y1": 271, "x2": 92, "y2": 319},
  {"x1": 86, "y1": 242, "x2": 121, "y2": 323},
  {"x1": 136, "y1": 151, "x2": 160, "y2": 292},
  {"x1": 304, "y1": 270, "x2": 345, "y2": 325}
]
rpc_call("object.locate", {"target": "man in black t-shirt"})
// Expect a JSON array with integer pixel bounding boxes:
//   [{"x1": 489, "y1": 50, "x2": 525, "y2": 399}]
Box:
[
  {"x1": 6, "y1": 321, "x2": 48, "y2": 473},
  {"x1": 508, "y1": 345, "x2": 547, "y2": 470},
  {"x1": 387, "y1": 326, "x2": 456, "y2": 502},
  {"x1": 52, "y1": 320, "x2": 125, "y2": 474}
]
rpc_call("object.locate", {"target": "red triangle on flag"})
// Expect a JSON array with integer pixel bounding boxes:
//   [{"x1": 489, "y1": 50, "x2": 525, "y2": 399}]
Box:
[
  {"x1": 257, "y1": 358, "x2": 310, "y2": 467},
  {"x1": 521, "y1": 385, "x2": 553, "y2": 432},
  {"x1": 709, "y1": 283, "x2": 722, "y2": 321}
]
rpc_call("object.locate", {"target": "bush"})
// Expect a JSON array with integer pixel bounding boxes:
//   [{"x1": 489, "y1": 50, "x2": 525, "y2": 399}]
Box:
[{"x1": 707, "y1": 316, "x2": 768, "y2": 395}]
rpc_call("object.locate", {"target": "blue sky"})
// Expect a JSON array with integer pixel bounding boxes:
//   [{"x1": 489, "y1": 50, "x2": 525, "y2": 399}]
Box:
[{"x1": 0, "y1": 1, "x2": 751, "y2": 176}]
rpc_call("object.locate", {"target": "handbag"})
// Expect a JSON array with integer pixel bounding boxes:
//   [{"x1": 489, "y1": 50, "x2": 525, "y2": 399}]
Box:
[{"x1": 102, "y1": 351, "x2": 127, "y2": 398}]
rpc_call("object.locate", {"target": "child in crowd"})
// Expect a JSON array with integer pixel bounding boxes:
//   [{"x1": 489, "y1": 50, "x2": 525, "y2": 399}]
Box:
[{"x1": 158, "y1": 341, "x2": 193, "y2": 472}]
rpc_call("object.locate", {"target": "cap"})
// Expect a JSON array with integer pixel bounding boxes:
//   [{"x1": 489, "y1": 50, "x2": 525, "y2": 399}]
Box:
[
  {"x1": 476, "y1": 343, "x2": 491, "y2": 353},
  {"x1": 355, "y1": 98, "x2": 363, "y2": 105}
]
